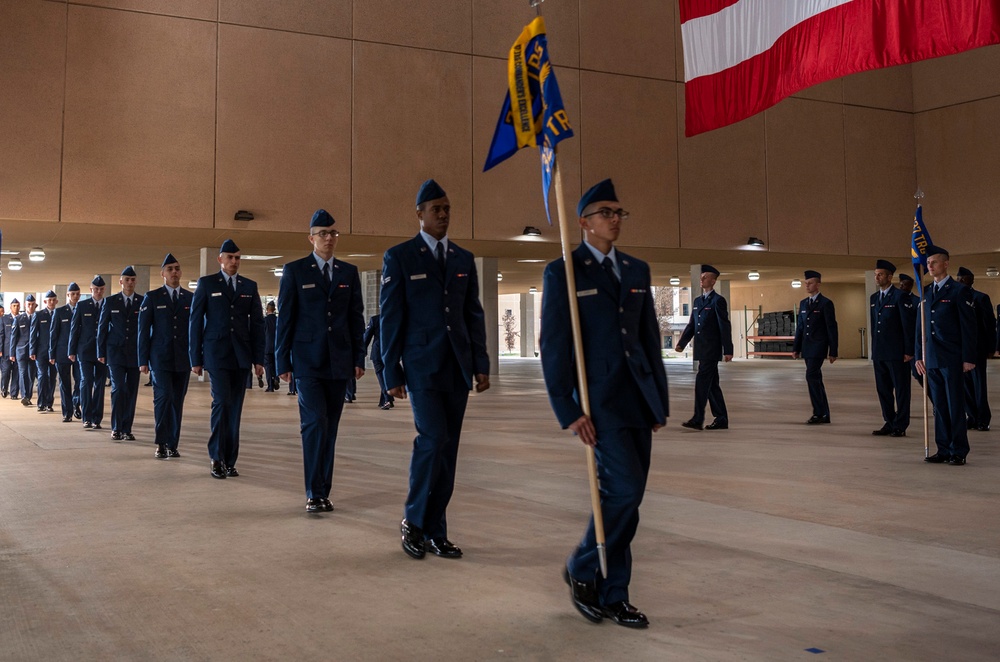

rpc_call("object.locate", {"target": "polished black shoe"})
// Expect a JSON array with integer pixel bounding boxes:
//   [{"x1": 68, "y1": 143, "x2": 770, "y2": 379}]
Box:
[
  {"x1": 21, "y1": 397, "x2": 32, "y2": 407},
  {"x1": 211, "y1": 462, "x2": 227, "y2": 479},
  {"x1": 45, "y1": 406, "x2": 54, "y2": 412},
  {"x1": 562, "y1": 567, "x2": 603, "y2": 623},
  {"x1": 111, "y1": 431, "x2": 123, "y2": 441},
  {"x1": 305, "y1": 498, "x2": 324, "y2": 513},
  {"x1": 225, "y1": 466, "x2": 239, "y2": 477},
  {"x1": 287, "y1": 391, "x2": 297, "y2": 396},
  {"x1": 321, "y1": 498, "x2": 334, "y2": 512},
  {"x1": 426, "y1": 538, "x2": 463, "y2": 558},
  {"x1": 705, "y1": 420, "x2": 728, "y2": 430},
  {"x1": 154, "y1": 445, "x2": 167, "y2": 459},
  {"x1": 924, "y1": 453, "x2": 951, "y2": 464},
  {"x1": 62, "y1": 416, "x2": 74, "y2": 423},
  {"x1": 83, "y1": 421, "x2": 93, "y2": 429},
  {"x1": 379, "y1": 403, "x2": 392, "y2": 410},
  {"x1": 74, "y1": 408, "x2": 82, "y2": 420},
  {"x1": 167, "y1": 449, "x2": 181, "y2": 458},
  {"x1": 258, "y1": 375, "x2": 264, "y2": 388},
  {"x1": 400, "y1": 519, "x2": 426, "y2": 559},
  {"x1": 264, "y1": 388, "x2": 275, "y2": 393},
  {"x1": 602, "y1": 601, "x2": 649, "y2": 628},
  {"x1": 948, "y1": 456, "x2": 967, "y2": 466},
  {"x1": 967, "y1": 419, "x2": 977, "y2": 429},
  {"x1": 976, "y1": 424, "x2": 990, "y2": 432},
  {"x1": 872, "y1": 425, "x2": 892, "y2": 436},
  {"x1": 36, "y1": 406, "x2": 44, "y2": 412},
  {"x1": 93, "y1": 423, "x2": 102, "y2": 430},
  {"x1": 806, "y1": 415, "x2": 831, "y2": 425},
  {"x1": 889, "y1": 430, "x2": 906, "y2": 437},
  {"x1": 123, "y1": 433, "x2": 136, "y2": 441},
  {"x1": 681, "y1": 419, "x2": 703, "y2": 431}
]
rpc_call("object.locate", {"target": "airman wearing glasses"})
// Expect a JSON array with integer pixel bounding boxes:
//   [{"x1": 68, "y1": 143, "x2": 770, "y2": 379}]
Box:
[
  {"x1": 275, "y1": 210, "x2": 365, "y2": 514},
  {"x1": 540, "y1": 178, "x2": 669, "y2": 628}
]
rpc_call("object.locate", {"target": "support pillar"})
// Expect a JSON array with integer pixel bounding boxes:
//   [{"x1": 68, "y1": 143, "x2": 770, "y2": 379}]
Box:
[{"x1": 475, "y1": 256, "x2": 499, "y2": 376}]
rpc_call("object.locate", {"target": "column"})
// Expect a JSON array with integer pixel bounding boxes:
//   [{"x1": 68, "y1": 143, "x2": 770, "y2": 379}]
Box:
[
  {"x1": 519, "y1": 291, "x2": 536, "y2": 358},
  {"x1": 475, "y1": 256, "x2": 499, "y2": 376},
  {"x1": 133, "y1": 266, "x2": 151, "y2": 296}
]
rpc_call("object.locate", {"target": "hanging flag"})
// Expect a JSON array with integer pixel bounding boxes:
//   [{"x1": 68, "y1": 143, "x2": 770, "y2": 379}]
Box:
[
  {"x1": 483, "y1": 16, "x2": 573, "y2": 223},
  {"x1": 910, "y1": 205, "x2": 933, "y2": 296},
  {"x1": 680, "y1": 0, "x2": 1000, "y2": 136}
]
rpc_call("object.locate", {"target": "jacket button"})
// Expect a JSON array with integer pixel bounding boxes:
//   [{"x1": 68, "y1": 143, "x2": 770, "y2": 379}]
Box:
[
  {"x1": 446, "y1": 325, "x2": 451, "y2": 331},
  {"x1": 625, "y1": 350, "x2": 630, "y2": 357},
  {"x1": 621, "y1": 328, "x2": 627, "y2": 335}
]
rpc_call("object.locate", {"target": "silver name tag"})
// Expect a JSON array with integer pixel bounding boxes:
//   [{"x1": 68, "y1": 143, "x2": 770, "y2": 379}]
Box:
[
  {"x1": 577, "y1": 289, "x2": 598, "y2": 297},
  {"x1": 410, "y1": 274, "x2": 427, "y2": 280},
  {"x1": 211, "y1": 292, "x2": 222, "y2": 297},
  {"x1": 302, "y1": 284, "x2": 316, "y2": 289}
]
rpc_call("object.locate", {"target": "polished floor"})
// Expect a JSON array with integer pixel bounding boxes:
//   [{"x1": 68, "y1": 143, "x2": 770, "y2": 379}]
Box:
[{"x1": 1, "y1": 358, "x2": 999, "y2": 661}]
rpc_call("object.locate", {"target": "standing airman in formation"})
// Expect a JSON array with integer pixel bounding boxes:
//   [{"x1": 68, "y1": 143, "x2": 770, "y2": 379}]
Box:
[
  {"x1": 792, "y1": 270, "x2": 838, "y2": 424},
  {"x1": 12, "y1": 294, "x2": 38, "y2": 407},
  {"x1": 70, "y1": 276, "x2": 108, "y2": 430},
  {"x1": 955, "y1": 266, "x2": 994, "y2": 431},
  {"x1": 29, "y1": 290, "x2": 59, "y2": 412},
  {"x1": 869, "y1": 260, "x2": 914, "y2": 437}
]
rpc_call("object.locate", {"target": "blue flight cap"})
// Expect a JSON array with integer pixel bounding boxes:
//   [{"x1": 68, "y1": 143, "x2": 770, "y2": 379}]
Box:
[
  {"x1": 25, "y1": 294, "x2": 36, "y2": 303},
  {"x1": 804, "y1": 270, "x2": 822, "y2": 281},
  {"x1": 91, "y1": 275, "x2": 105, "y2": 287},
  {"x1": 416, "y1": 179, "x2": 447, "y2": 207},
  {"x1": 121, "y1": 266, "x2": 136, "y2": 277},
  {"x1": 701, "y1": 264, "x2": 720, "y2": 276},
  {"x1": 161, "y1": 253, "x2": 179, "y2": 268},
  {"x1": 220, "y1": 239, "x2": 240, "y2": 254},
  {"x1": 577, "y1": 179, "x2": 618, "y2": 217},
  {"x1": 44, "y1": 290, "x2": 57, "y2": 299},
  {"x1": 67, "y1": 282, "x2": 80, "y2": 292},
  {"x1": 898, "y1": 273, "x2": 914, "y2": 283},
  {"x1": 311, "y1": 209, "x2": 336, "y2": 228},
  {"x1": 926, "y1": 245, "x2": 949, "y2": 259},
  {"x1": 875, "y1": 259, "x2": 896, "y2": 273},
  {"x1": 10, "y1": 298, "x2": 19, "y2": 305},
  {"x1": 957, "y1": 266, "x2": 973, "y2": 277}
]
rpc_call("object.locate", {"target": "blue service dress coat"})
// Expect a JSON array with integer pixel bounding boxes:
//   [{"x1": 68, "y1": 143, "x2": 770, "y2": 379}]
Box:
[
  {"x1": 98, "y1": 293, "x2": 141, "y2": 435},
  {"x1": 540, "y1": 243, "x2": 669, "y2": 607},
  {"x1": 69, "y1": 297, "x2": 107, "y2": 425},
  {"x1": 793, "y1": 293, "x2": 839, "y2": 359},
  {"x1": 275, "y1": 254, "x2": 366, "y2": 501},
  {"x1": 379, "y1": 234, "x2": 491, "y2": 541},
  {"x1": 11, "y1": 313, "x2": 35, "y2": 400},
  {"x1": 0, "y1": 312, "x2": 17, "y2": 397},
  {"x1": 30, "y1": 308, "x2": 58, "y2": 408},
  {"x1": 49, "y1": 303, "x2": 81, "y2": 419},
  {"x1": 870, "y1": 286, "x2": 915, "y2": 433},
  {"x1": 915, "y1": 277, "x2": 977, "y2": 459},
  {"x1": 676, "y1": 289, "x2": 732, "y2": 425},
  {"x1": 964, "y1": 288, "x2": 995, "y2": 427},
  {"x1": 138, "y1": 286, "x2": 193, "y2": 450}
]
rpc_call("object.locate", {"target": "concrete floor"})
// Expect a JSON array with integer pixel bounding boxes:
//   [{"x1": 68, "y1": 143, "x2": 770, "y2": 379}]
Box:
[{"x1": 1, "y1": 358, "x2": 998, "y2": 661}]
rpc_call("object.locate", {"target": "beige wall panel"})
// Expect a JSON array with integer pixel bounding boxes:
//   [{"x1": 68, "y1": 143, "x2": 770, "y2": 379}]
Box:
[
  {"x1": 352, "y1": 43, "x2": 473, "y2": 239},
  {"x1": 472, "y1": 0, "x2": 579, "y2": 68},
  {"x1": 765, "y1": 99, "x2": 848, "y2": 255},
  {"x1": 74, "y1": 0, "x2": 216, "y2": 21},
  {"x1": 219, "y1": 0, "x2": 351, "y2": 39},
  {"x1": 792, "y1": 78, "x2": 843, "y2": 104},
  {"x1": 579, "y1": 0, "x2": 674, "y2": 81},
  {"x1": 471, "y1": 59, "x2": 580, "y2": 242},
  {"x1": 61, "y1": 6, "x2": 216, "y2": 227},
  {"x1": 843, "y1": 65, "x2": 913, "y2": 112},
  {"x1": 677, "y1": 85, "x2": 768, "y2": 251},
  {"x1": 914, "y1": 98, "x2": 1000, "y2": 255},
  {"x1": 912, "y1": 44, "x2": 1000, "y2": 112},
  {"x1": 215, "y1": 25, "x2": 352, "y2": 233},
  {"x1": 580, "y1": 72, "x2": 678, "y2": 249},
  {"x1": 0, "y1": 0, "x2": 66, "y2": 222},
  {"x1": 845, "y1": 108, "x2": 916, "y2": 258},
  {"x1": 354, "y1": 0, "x2": 471, "y2": 53}
]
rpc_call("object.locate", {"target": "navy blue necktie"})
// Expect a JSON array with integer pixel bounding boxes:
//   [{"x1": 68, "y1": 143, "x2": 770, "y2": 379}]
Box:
[
  {"x1": 436, "y1": 244, "x2": 446, "y2": 273},
  {"x1": 602, "y1": 257, "x2": 620, "y2": 294}
]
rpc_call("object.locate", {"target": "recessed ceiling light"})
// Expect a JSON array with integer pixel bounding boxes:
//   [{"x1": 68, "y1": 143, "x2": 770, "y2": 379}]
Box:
[
  {"x1": 28, "y1": 248, "x2": 46, "y2": 262},
  {"x1": 669, "y1": 277, "x2": 681, "y2": 286},
  {"x1": 347, "y1": 254, "x2": 376, "y2": 258},
  {"x1": 791, "y1": 279, "x2": 802, "y2": 288},
  {"x1": 497, "y1": 273, "x2": 503, "y2": 281},
  {"x1": 748, "y1": 270, "x2": 760, "y2": 281},
  {"x1": 528, "y1": 286, "x2": 538, "y2": 293},
  {"x1": 8, "y1": 258, "x2": 23, "y2": 271},
  {"x1": 240, "y1": 255, "x2": 282, "y2": 261},
  {"x1": 516, "y1": 259, "x2": 547, "y2": 263},
  {"x1": 188, "y1": 280, "x2": 198, "y2": 289}
]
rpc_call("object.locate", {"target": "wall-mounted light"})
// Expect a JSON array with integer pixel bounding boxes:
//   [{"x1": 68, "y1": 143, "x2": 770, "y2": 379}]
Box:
[
  {"x1": 791, "y1": 279, "x2": 802, "y2": 288},
  {"x1": 747, "y1": 237, "x2": 765, "y2": 247},
  {"x1": 748, "y1": 270, "x2": 760, "y2": 281},
  {"x1": 669, "y1": 277, "x2": 681, "y2": 286},
  {"x1": 28, "y1": 248, "x2": 45, "y2": 262},
  {"x1": 497, "y1": 273, "x2": 503, "y2": 282},
  {"x1": 523, "y1": 226, "x2": 541, "y2": 236},
  {"x1": 528, "y1": 286, "x2": 538, "y2": 293},
  {"x1": 986, "y1": 267, "x2": 999, "y2": 278},
  {"x1": 8, "y1": 259, "x2": 23, "y2": 271},
  {"x1": 234, "y1": 210, "x2": 254, "y2": 221}
]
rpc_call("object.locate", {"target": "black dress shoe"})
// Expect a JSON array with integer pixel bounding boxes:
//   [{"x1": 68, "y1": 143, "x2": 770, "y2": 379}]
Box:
[
  {"x1": 681, "y1": 419, "x2": 703, "y2": 430},
  {"x1": 305, "y1": 498, "x2": 324, "y2": 513},
  {"x1": 93, "y1": 423, "x2": 102, "y2": 430},
  {"x1": 400, "y1": 519, "x2": 426, "y2": 559},
  {"x1": 977, "y1": 424, "x2": 990, "y2": 432},
  {"x1": 83, "y1": 422, "x2": 93, "y2": 429},
  {"x1": 123, "y1": 433, "x2": 135, "y2": 441},
  {"x1": 167, "y1": 449, "x2": 181, "y2": 458},
  {"x1": 74, "y1": 408, "x2": 82, "y2": 419},
  {"x1": 948, "y1": 456, "x2": 967, "y2": 466},
  {"x1": 967, "y1": 419, "x2": 977, "y2": 429},
  {"x1": 111, "y1": 431, "x2": 123, "y2": 441},
  {"x1": 705, "y1": 420, "x2": 728, "y2": 430},
  {"x1": 890, "y1": 430, "x2": 906, "y2": 437},
  {"x1": 264, "y1": 388, "x2": 274, "y2": 393},
  {"x1": 21, "y1": 397, "x2": 32, "y2": 407},
  {"x1": 225, "y1": 466, "x2": 239, "y2": 477},
  {"x1": 379, "y1": 403, "x2": 392, "y2": 410},
  {"x1": 211, "y1": 462, "x2": 227, "y2": 479},
  {"x1": 321, "y1": 498, "x2": 334, "y2": 512},
  {"x1": 602, "y1": 601, "x2": 649, "y2": 628},
  {"x1": 562, "y1": 567, "x2": 603, "y2": 623},
  {"x1": 426, "y1": 538, "x2": 463, "y2": 558},
  {"x1": 63, "y1": 416, "x2": 73, "y2": 423},
  {"x1": 45, "y1": 406, "x2": 54, "y2": 412},
  {"x1": 258, "y1": 375, "x2": 264, "y2": 388},
  {"x1": 806, "y1": 415, "x2": 831, "y2": 425},
  {"x1": 154, "y1": 445, "x2": 167, "y2": 459},
  {"x1": 872, "y1": 426, "x2": 892, "y2": 436},
  {"x1": 924, "y1": 453, "x2": 950, "y2": 464}
]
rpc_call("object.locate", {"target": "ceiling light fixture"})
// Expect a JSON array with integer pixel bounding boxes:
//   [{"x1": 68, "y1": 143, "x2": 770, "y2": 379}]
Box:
[
  {"x1": 240, "y1": 255, "x2": 282, "y2": 261},
  {"x1": 669, "y1": 277, "x2": 681, "y2": 286},
  {"x1": 8, "y1": 258, "x2": 22, "y2": 271},
  {"x1": 747, "y1": 237, "x2": 765, "y2": 247},
  {"x1": 347, "y1": 254, "x2": 376, "y2": 258},
  {"x1": 28, "y1": 248, "x2": 45, "y2": 262},
  {"x1": 234, "y1": 210, "x2": 254, "y2": 221},
  {"x1": 748, "y1": 270, "x2": 760, "y2": 281},
  {"x1": 791, "y1": 279, "x2": 802, "y2": 288},
  {"x1": 497, "y1": 273, "x2": 503, "y2": 282},
  {"x1": 523, "y1": 226, "x2": 542, "y2": 237},
  {"x1": 986, "y1": 267, "x2": 999, "y2": 278},
  {"x1": 516, "y1": 259, "x2": 546, "y2": 263},
  {"x1": 528, "y1": 286, "x2": 538, "y2": 293},
  {"x1": 273, "y1": 266, "x2": 284, "y2": 277}
]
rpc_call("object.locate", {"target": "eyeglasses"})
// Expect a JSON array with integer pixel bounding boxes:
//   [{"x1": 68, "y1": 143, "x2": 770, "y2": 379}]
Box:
[
  {"x1": 311, "y1": 230, "x2": 340, "y2": 239},
  {"x1": 583, "y1": 207, "x2": 629, "y2": 221}
]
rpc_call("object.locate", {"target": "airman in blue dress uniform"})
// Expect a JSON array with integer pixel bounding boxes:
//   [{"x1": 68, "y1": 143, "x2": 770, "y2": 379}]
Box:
[
  {"x1": 363, "y1": 314, "x2": 393, "y2": 409},
  {"x1": 0, "y1": 301, "x2": 14, "y2": 399},
  {"x1": 541, "y1": 179, "x2": 669, "y2": 629},
  {"x1": 189, "y1": 239, "x2": 266, "y2": 479},
  {"x1": 898, "y1": 273, "x2": 924, "y2": 388},
  {"x1": 381, "y1": 179, "x2": 491, "y2": 561},
  {"x1": 276, "y1": 210, "x2": 366, "y2": 513},
  {"x1": 955, "y1": 267, "x2": 994, "y2": 431},
  {"x1": 676, "y1": 264, "x2": 732, "y2": 430},
  {"x1": 792, "y1": 270, "x2": 838, "y2": 424},
  {"x1": 50, "y1": 283, "x2": 83, "y2": 422},
  {"x1": 869, "y1": 260, "x2": 914, "y2": 437},
  {"x1": 263, "y1": 301, "x2": 278, "y2": 392},
  {"x1": 138, "y1": 253, "x2": 194, "y2": 459},
  {"x1": 30, "y1": 291, "x2": 59, "y2": 412},
  {"x1": 98, "y1": 266, "x2": 142, "y2": 441},
  {"x1": 12, "y1": 294, "x2": 38, "y2": 407},
  {"x1": 70, "y1": 276, "x2": 108, "y2": 429}
]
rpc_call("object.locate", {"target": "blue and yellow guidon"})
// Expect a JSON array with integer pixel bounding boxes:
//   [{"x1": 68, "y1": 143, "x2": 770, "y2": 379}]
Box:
[
  {"x1": 910, "y1": 204, "x2": 933, "y2": 295},
  {"x1": 484, "y1": 16, "x2": 573, "y2": 171}
]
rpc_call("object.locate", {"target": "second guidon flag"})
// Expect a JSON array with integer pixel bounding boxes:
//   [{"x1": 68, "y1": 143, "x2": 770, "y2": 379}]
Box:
[
  {"x1": 483, "y1": 16, "x2": 573, "y2": 224},
  {"x1": 680, "y1": 0, "x2": 1000, "y2": 136},
  {"x1": 910, "y1": 205, "x2": 933, "y2": 296}
]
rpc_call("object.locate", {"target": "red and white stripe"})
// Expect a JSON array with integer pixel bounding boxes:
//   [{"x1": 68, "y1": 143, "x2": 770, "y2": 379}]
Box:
[{"x1": 680, "y1": 0, "x2": 1000, "y2": 136}]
